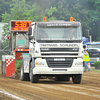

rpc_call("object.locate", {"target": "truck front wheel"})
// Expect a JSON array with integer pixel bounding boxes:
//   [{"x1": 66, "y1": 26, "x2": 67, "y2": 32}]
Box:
[
  {"x1": 1, "y1": 61, "x2": 3, "y2": 74},
  {"x1": 72, "y1": 74, "x2": 82, "y2": 84},
  {"x1": 20, "y1": 60, "x2": 30, "y2": 81},
  {"x1": 30, "y1": 62, "x2": 39, "y2": 83}
]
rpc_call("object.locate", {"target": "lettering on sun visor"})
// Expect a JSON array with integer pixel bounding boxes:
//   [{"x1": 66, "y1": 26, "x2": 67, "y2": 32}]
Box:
[
  {"x1": 47, "y1": 24, "x2": 71, "y2": 26},
  {"x1": 40, "y1": 44, "x2": 78, "y2": 47}
]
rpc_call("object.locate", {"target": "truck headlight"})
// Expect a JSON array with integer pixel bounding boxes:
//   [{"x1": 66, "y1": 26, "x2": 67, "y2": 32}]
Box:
[
  {"x1": 75, "y1": 62, "x2": 83, "y2": 65},
  {"x1": 36, "y1": 62, "x2": 45, "y2": 65}
]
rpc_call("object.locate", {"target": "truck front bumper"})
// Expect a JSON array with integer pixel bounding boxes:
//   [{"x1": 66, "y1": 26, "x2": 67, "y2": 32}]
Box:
[
  {"x1": 33, "y1": 67, "x2": 83, "y2": 75},
  {"x1": 32, "y1": 58, "x2": 83, "y2": 75}
]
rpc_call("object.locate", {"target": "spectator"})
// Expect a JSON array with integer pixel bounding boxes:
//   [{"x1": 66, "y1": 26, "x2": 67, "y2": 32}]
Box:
[
  {"x1": 16, "y1": 35, "x2": 25, "y2": 45},
  {"x1": 38, "y1": 29, "x2": 48, "y2": 39},
  {"x1": 63, "y1": 29, "x2": 75, "y2": 39},
  {"x1": 87, "y1": 62, "x2": 91, "y2": 69},
  {"x1": 83, "y1": 49, "x2": 90, "y2": 72},
  {"x1": 69, "y1": 30, "x2": 75, "y2": 39}
]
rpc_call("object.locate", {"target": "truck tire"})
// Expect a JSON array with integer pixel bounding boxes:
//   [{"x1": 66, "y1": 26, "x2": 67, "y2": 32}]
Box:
[
  {"x1": 72, "y1": 74, "x2": 82, "y2": 84},
  {"x1": 20, "y1": 60, "x2": 30, "y2": 81},
  {"x1": 30, "y1": 62, "x2": 39, "y2": 83},
  {"x1": 1, "y1": 61, "x2": 3, "y2": 74}
]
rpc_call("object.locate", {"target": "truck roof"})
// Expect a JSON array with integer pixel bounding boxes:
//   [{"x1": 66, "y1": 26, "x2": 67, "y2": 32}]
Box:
[{"x1": 37, "y1": 21, "x2": 81, "y2": 27}]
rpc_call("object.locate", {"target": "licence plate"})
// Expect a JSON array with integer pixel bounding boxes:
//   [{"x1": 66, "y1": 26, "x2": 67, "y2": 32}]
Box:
[{"x1": 54, "y1": 58, "x2": 65, "y2": 61}]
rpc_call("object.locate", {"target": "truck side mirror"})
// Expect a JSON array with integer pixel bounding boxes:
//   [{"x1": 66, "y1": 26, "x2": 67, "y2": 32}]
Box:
[
  {"x1": 29, "y1": 36, "x2": 35, "y2": 44},
  {"x1": 29, "y1": 36, "x2": 34, "y2": 40},
  {"x1": 28, "y1": 27, "x2": 32, "y2": 35},
  {"x1": 85, "y1": 29, "x2": 89, "y2": 38}
]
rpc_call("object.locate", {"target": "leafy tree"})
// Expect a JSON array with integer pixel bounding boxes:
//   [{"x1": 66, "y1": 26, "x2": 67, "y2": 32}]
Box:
[
  {"x1": 1, "y1": 0, "x2": 38, "y2": 38},
  {"x1": 88, "y1": 0, "x2": 100, "y2": 41},
  {"x1": 45, "y1": 7, "x2": 57, "y2": 21},
  {"x1": 0, "y1": 0, "x2": 12, "y2": 22},
  {"x1": 51, "y1": 0, "x2": 90, "y2": 36},
  {"x1": 0, "y1": 38, "x2": 10, "y2": 60},
  {"x1": 0, "y1": 0, "x2": 39, "y2": 59},
  {"x1": 1, "y1": 0, "x2": 100, "y2": 41},
  {"x1": 26, "y1": 0, "x2": 35, "y2": 6},
  {"x1": 2, "y1": 0, "x2": 38, "y2": 23},
  {"x1": 2, "y1": 24, "x2": 10, "y2": 37},
  {"x1": 35, "y1": 0, "x2": 53, "y2": 11}
]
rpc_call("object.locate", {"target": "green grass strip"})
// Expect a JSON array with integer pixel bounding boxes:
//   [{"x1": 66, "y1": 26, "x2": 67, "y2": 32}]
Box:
[{"x1": 84, "y1": 67, "x2": 100, "y2": 73}]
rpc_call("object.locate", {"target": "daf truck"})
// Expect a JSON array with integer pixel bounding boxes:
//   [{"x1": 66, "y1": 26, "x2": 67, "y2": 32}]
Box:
[{"x1": 21, "y1": 18, "x2": 84, "y2": 84}]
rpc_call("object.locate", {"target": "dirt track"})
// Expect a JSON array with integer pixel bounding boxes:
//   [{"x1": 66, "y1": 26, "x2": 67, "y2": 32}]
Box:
[{"x1": 0, "y1": 72, "x2": 100, "y2": 100}]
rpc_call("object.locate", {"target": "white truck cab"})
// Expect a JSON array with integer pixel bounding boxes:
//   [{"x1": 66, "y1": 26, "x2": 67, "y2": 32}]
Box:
[{"x1": 21, "y1": 20, "x2": 84, "y2": 84}]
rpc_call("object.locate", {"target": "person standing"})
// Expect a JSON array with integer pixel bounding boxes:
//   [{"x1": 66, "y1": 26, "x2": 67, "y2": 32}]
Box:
[
  {"x1": 83, "y1": 50, "x2": 90, "y2": 72},
  {"x1": 17, "y1": 35, "x2": 25, "y2": 45},
  {"x1": 63, "y1": 29, "x2": 75, "y2": 39}
]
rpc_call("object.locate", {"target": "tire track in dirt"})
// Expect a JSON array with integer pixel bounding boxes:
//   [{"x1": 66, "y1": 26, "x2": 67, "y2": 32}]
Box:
[
  {"x1": 61, "y1": 84, "x2": 100, "y2": 92},
  {"x1": 35, "y1": 83, "x2": 100, "y2": 97},
  {"x1": 0, "y1": 71, "x2": 100, "y2": 100},
  {"x1": 0, "y1": 78, "x2": 56, "y2": 100},
  {"x1": 17, "y1": 79, "x2": 100, "y2": 100},
  {"x1": 83, "y1": 72, "x2": 100, "y2": 77},
  {"x1": 0, "y1": 83, "x2": 54, "y2": 100},
  {"x1": 0, "y1": 91, "x2": 25, "y2": 100}
]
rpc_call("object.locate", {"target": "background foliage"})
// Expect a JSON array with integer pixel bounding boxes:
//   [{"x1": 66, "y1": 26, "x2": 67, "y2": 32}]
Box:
[{"x1": 0, "y1": 0, "x2": 100, "y2": 41}]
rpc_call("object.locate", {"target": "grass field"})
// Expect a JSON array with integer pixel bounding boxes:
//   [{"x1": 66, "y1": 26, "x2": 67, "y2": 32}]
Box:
[
  {"x1": 84, "y1": 67, "x2": 100, "y2": 73},
  {"x1": 90, "y1": 67, "x2": 100, "y2": 73}
]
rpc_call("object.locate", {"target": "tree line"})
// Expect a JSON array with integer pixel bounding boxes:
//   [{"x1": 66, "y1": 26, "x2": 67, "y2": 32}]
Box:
[{"x1": 0, "y1": 0, "x2": 100, "y2": 41}]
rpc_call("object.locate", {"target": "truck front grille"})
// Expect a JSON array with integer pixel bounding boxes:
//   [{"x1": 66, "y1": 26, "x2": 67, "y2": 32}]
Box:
[
  {"x1": 40, "y1": 48, "x2": 79, "y2": 57},
  {"x1": 41, "y1": 48, "x2": 79, "y2": 52},
  {"x1": 41, "y1": 53, "x2": 78, "y2": 56},
  {"x1": 46, "y1": 58, "x2": 73, "y2": 68}
]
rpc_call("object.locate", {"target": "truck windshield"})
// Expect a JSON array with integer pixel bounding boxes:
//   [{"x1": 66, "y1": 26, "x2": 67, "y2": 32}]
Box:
[
  {"x1": 37, "y1": 26, "x2": 82, "y2": 40},
  {"x1": 87, "y1": 44, "x2": 100, "y2": 48},
  {"x1": 16, "y1": 33, "x2": 29, "y2": 48}
]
